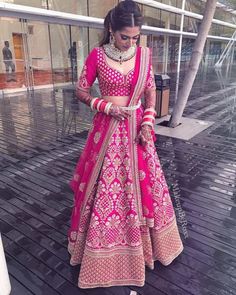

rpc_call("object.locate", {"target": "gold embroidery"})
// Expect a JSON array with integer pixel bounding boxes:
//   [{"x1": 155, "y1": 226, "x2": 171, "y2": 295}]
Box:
[
  {"x1": 79, "y1": 182, "x2": 86, "y2": 192},
  {"x1": 139, "y1": 170, "x2": 146, "y2": 181},
  {"x1": 73, "y1": 173, "x2": 80, "y2": 181},
  {"x1": 68, "y1": 47, "x2": 184, "y2": 289},
  {"x1": 94, "y1": 132, "x2": 101, "y2": 144},
  {"x1": 78, "y1": 65, "x2": 90, "y2": 88}
]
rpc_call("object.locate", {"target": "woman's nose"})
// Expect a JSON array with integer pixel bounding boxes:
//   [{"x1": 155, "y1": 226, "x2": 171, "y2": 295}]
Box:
[{"x1": 128, "y1": 39, "x2": 133, "y2": 46}]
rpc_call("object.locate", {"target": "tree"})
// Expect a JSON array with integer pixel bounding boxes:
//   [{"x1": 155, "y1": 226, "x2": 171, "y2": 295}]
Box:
[{"x1": 168, "y1": 0, "x2": 217, "y2": 128}]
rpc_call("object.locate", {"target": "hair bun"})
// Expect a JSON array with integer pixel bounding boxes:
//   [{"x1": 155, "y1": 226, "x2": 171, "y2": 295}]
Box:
[{"x1": 123, "y1": 0, "x2": 137, "y2": 12}]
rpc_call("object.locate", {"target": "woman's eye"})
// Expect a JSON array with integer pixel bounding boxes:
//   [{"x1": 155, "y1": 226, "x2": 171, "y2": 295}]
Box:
[{"x1": 120, "y1": 35, "x2": 140, "y2": 40}]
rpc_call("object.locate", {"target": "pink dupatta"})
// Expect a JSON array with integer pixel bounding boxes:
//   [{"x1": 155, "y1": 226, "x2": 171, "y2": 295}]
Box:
[{"x1": 69, "y1": 46, "x2": 155, "y2": 242}]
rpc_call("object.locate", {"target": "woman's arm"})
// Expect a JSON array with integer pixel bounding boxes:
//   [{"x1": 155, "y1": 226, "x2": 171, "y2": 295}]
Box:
[
  {"x1": 141, "y1": 58, "x2": 157, "y2": 129},
  {"x1": 76, "y1": 48, "x2": 130, "y2": 120},
  {"x1": 137, "y1": 49, "x2": 157, "y2": 146},
  {"x1": 76, "y1": 48, "x2": 97, "y2": 106}
]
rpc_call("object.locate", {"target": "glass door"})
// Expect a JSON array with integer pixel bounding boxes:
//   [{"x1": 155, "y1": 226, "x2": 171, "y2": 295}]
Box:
[
  {"x1": 0, "y1": 17, "x2": 52, "y2": 94},
  {"x1": 23, "y1": 20, "x2": 52, "y2": 90},
  {"x1": 0, "y1": 17, "x2": 27, "y2": 93}
]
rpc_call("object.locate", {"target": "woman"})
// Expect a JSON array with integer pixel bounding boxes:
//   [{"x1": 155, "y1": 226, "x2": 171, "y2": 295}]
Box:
[{"x1": 68, "y1": 0, "x2": 183, "y2": 289}]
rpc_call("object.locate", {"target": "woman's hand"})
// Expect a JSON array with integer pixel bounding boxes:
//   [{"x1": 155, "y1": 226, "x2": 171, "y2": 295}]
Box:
[
  {"x1": 136, "y1": 124, "x2": 153, "y2": 146},
  {"x1": 109, "y1": 105, "x2": 130, "y2": 121}
]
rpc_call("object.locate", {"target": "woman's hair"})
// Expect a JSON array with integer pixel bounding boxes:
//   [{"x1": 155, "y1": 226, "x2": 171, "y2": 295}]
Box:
[{"x1": 100, "y1": 0, "x2": 143, "y2": 46}]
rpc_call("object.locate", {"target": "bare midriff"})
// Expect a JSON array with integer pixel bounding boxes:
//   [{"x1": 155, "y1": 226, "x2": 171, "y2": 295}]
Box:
[{"x1": 102, "y1": 96, "x2": 130, "y2": 107}]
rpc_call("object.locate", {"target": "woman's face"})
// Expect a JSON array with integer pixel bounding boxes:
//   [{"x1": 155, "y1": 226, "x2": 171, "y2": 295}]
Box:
[{"x1": 112, "y1": 26, "x2": 140, "y2": 51}]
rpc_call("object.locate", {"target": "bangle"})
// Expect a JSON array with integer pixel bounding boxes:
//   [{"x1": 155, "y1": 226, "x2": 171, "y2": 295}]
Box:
[
  {"x1": 142, "y1": 117, "x2": 155, "y2": 125},
  {"x1": 90, "y1": 97, "x2": 113, "y2": 115},
  {"x1": 96, "y1": 100, "x2": 103, "y2": 112},
  {"x1": 143, "y1": 114, "x2": 155, "y2": 120},
  {"x1": 141, "y1": 121, "x2": 154, "y2": 128},
  {"x1": 90, "y1": 97, "x2": 101, "y2": 111},
  {"x1": 105, "y1": 102, "x2": 113, "y2": 115},
  {"x1": 90, "y1": 97, "x2": 97, "y2": 110},
  {"x1": 98, "y1": 100, "x2": 107, "y2": 112},
  {"x1": 141, "y1": 110, "x2": 155, "y2": 128},
  {"x1": 144, "y1": 107, "x2": 156, "y2": 115}
]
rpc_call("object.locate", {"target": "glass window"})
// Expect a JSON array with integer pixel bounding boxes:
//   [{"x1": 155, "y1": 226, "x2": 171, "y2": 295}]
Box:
[
  {"x1": 185, "y1": 0, "x2": 205, "y2": 14},
  {"x1": 3, "y1": 0, "x2": 46, "y2": 9},
  {"x1": 153, "y1": 0, "x2": 182, "y2": 8},
  {"x1": 160, "y1": 10, "x2": 170, "y2": 29},
  {"x1": 143, "y1": 5, "x2": 161, "y2": 27},
  {"x1": 49, "y1": 0, "x2": 87, "y2": 15},
  {"x1": 88, "y1": 28, "x2": 103, "y2": 51},
  {"x1": 222, "y1": 26, "x2": 235, "y2": 38},
  {"x1": 167, "y1": 36, "x2": 179, "y2": 73},
  {"x1": 170, "y1": 12, "x2": 181, "y2": 30},
  {"x1": 49, "y1": 24, "x2": 71, "y2": 85},
  {"x1": 151, "y1": 35, "x2": 165, "y2": 74},
  {"x1": 49, "y1": 24, "x2": 88, "y2": 86},
  {"x1": 88, "y1": 0, "x2": 118, "y2": 18},
  {"x1": 183, "y1": 16, "x2": 199, "y2": 33}
]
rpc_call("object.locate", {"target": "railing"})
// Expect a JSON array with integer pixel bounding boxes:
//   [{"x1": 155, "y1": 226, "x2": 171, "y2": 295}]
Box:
[{"x1": 215, "y1": 30, "x2": 236, "y2": 67}]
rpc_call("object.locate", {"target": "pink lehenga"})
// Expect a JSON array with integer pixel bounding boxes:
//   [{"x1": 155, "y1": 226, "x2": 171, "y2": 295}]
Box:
[{"x1": 68, "y1": 46, "x2": 184, "y2": 288}]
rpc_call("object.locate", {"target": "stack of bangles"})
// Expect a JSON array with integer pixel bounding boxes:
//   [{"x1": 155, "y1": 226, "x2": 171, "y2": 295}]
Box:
[
  {"x1": 141, "y1": 107, "x2": 157, "y2": 129},
  {"x1": 90, "y1": 97, "x2": 112, "y2": 115}
]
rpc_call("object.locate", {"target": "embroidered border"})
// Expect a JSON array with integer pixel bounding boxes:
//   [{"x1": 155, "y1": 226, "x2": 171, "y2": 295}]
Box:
[
  {"x1": 129, "y1": 47, "x2": 150, "y2": 225},
  {"x1": 79, "y1": 47, "x2": 151, "y2": 227},
  {"x1": 80, "y1": 118, "x2": 119, "y2": 217}
]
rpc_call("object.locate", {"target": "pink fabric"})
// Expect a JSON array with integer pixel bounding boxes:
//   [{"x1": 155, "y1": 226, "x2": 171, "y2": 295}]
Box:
[
  {"x1": 69, "y1": 46, "x2": 168, "y2": 238},
  {"x1": 97, "y1": 48, "x2": 134, "y2": 96},
  {"x1": 77, "y1": 47, "x2": 155, "y2": 99},
  {"x1": 69, "y1": 113, "x2": 114, "y2": 242},
  {"x1": 69, "y1": 47, "x2": 144, "y2": 242},
  {"x1": 68, "y1": 47, "x2": 183, "y2": 288},
  {"x1": 77, "y1": 48, "x2": 97, "y2": 89}
]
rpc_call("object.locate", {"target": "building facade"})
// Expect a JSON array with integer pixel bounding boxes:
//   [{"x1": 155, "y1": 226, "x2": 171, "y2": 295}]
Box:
[{"x1": 0, "y1": 0, "x2": 235, "y2": 95}]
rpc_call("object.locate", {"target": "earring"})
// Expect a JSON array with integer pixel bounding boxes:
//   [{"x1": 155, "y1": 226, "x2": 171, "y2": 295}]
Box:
[{"x1": 109, "y1": 32, "x2": 115, "y2": 46}]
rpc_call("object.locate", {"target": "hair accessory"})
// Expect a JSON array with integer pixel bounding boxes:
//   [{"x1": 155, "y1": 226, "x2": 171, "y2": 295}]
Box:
[{"x1": 131, "y1": 13, "x2": 135, "y2": 27}]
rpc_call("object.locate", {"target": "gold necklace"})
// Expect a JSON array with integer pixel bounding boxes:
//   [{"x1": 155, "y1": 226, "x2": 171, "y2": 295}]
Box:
[{"x1": 103, "y1": 43, "x2": 136, "y2": 65}]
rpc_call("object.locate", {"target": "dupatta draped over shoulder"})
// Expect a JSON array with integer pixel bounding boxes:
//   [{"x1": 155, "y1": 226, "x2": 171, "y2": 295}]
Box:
[{"x1": 68, "y1": 46, "x2": 183, "y2": 289}]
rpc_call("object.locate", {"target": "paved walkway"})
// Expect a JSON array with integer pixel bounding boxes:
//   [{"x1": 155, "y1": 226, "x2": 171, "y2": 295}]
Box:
[{"x1": 0, "y1": 65, "x2": 236, "y2": 295}]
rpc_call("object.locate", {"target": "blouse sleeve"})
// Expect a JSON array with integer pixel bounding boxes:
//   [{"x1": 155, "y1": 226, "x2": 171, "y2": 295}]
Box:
[
  {"x1": 143, "y1": 49, "x2": 156, "y2": 110},
  {"x1": 76, "y1": 48, "x2": 97, "y2": 106}
]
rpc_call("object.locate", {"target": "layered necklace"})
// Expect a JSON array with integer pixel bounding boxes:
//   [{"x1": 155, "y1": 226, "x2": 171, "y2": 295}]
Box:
[{"x1": 103, "y1": 43, "x2": 136, "y2": 65}]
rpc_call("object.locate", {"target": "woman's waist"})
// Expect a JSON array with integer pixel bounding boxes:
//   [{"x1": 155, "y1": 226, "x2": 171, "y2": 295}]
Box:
[
  {"x1": 102, "y1": 96, "x2": 129, "y2": 106},
  {"x1": 102, "y1": 96, "x2": 141, "y2": 110}
]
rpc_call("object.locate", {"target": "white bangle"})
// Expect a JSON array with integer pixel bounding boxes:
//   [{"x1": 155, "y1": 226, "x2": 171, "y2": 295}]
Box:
[
  {"x1": 141, "y1": 121, "x2": 154, "y2": 128},
  {"x1": 90, "y1": 98, "x2": 97, "y2": 110},
  {"x1": 105, "y1": 102, "x2": 113, "y2": 115},
  {"x1": 96, "y1": 100, "x2": 103, "y2": 112}
]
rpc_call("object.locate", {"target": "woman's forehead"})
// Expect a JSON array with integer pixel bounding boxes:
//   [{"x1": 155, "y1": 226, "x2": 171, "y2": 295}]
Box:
[{"x1": 117, "y1": 26, "x2": 140, "y2": 36}]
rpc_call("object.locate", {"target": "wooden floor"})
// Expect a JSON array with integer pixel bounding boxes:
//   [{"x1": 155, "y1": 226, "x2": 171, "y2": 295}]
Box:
[{"x1": 0, "y1": 65, "x2": 236, "y2": 295}]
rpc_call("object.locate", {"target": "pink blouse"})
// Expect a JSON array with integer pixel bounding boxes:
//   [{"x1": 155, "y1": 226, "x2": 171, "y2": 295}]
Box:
[{"x1": 76, "y1": 46, "x2": 156, "y2": 109}]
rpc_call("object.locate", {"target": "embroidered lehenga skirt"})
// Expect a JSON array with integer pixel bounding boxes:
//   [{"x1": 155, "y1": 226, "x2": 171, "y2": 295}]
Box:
[{"x1": 68, "y1": 106, "x2": 184, "y2": 288}]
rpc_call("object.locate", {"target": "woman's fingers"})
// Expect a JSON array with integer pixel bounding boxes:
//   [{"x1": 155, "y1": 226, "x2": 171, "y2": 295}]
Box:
[
  {"x1": 140, "y1": 137, "x2": 148, "y2": 146},
  {"x1": 120, "y1": 110, "x2": 130, "y2": 118}
]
